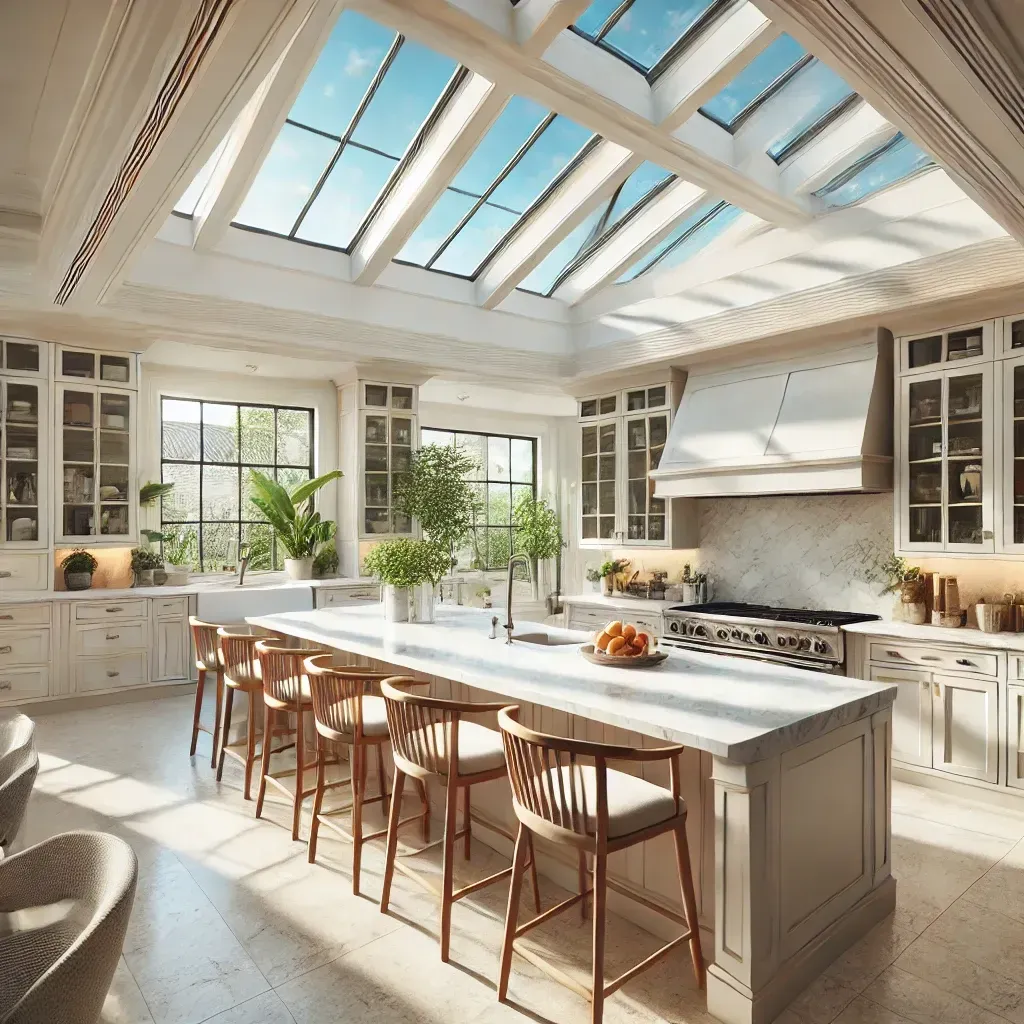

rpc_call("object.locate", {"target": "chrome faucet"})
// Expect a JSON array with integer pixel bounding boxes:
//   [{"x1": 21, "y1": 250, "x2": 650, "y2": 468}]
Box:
[
  {"x1": 236, "y1": 543, "x2": 251, "y2": 587},
  {"x1": 504, "y1": 554, "x2": 531, "y2": 644}
]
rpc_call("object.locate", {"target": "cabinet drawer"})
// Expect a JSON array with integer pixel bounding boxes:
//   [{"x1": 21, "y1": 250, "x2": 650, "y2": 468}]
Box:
[
  {"x1": 74, "y1": 599, "x2": 147, "y2": 622},
  {"x1": 567, "y1": 605, "x2": 611, "y2": 627},
  {"x1": 153, "y1": 597, "x2": 187, "y2": 619},
  {"x1": 319, "y1": 587, "x2": 380, "y2": 607},
  {"x1": 868, "y1": 642, "x2": 998, "y2": 676},
  {"x1": 0, "y1": 667, "x2": 49, "y2": 701},
  {"x1": 0, "y1": 603, "x2": 50, "y2": 626},
  {"x1": 74, "y1": 653, "x2": 148, "y2": 693},
  {"x1": 0, "y1": 553, "x2": 48, "y2": 591},
  {"x1": 0, "y1": 629, "x2": 49, "y2": 667},
  {"x1": 76, "y1": 622, "x2": 147, "y2": 654}
]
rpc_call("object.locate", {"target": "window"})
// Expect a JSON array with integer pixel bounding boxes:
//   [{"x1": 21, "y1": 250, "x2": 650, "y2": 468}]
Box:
[
  {"x1": 814, "y1": 132, "x2": 934, "y2": 208},
  {"x1": 765, "y1": 61, "x2": 857, "y2": 163},
  {"x1": 421, "y1": 428, "x2": 536, "y2": 570},
  {"x1": 160, "y1": 398, "x2": 315, "y2": 572}
]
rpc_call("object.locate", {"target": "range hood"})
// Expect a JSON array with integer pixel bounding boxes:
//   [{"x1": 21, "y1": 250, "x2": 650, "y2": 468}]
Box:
[{"x1": 652, "y1": 331, "x2": 893, "y2": 497}]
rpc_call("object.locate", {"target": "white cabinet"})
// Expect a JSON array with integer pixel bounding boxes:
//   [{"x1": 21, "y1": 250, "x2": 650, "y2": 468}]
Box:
[
  {"x1": 1, "y1": 372, "x2": 48, "y2": 548},
  {"x1": 0, "y1": 552, "x2": 48, "y2": 592},
  {"x1": 565, "y1": 601, "x2": 663, "y2": 637},
  {"x1": 577, "y1": 381, "x2": 695, "y2": 548},
  {"x1": 1009, "y1": 684, "x2": 1024, "y2": 791},
  {"x1": 55, "y1": 346, "x2": 136, "y2": 389},
  {"x1": 899, "y1": 320, "x2": 993, "y2": 373},
  {"x1": 153, "y1": 617, "x2": 188, "y2": 681},
  {"x1": 869, "y1": 665, "x2": 932, "y2": 767},
  {"x1": 932, "y1": 674, "x2": 999, "y2": 783}
]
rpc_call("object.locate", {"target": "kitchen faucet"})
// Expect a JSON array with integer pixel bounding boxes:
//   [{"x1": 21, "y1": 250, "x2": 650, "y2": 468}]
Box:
[
  {"x1": 503, "y1": 554, "x2": 531, "y2": 644},
  {"x1": 236, "y1": 543, "x2": 251, "y2": 587}
]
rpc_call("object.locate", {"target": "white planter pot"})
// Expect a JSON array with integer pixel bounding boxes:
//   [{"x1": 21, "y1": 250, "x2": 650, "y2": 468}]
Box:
[
  {"x1": 411, "y1": 583, "x2": 437, "y2": 623},
  {"x1": 285, "y1": 557, "x2": 314, "y2": 580},
  {"x1": 383, "y1": 585, "x2": 410, "y2": 622}
]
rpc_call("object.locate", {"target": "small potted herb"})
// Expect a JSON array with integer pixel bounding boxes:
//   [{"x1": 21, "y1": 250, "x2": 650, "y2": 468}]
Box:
[
  {"x1": 130, "y1": 547, "x2": 163, "y2": 587},
  {"x1": 61, "y1": 549, "x2": 98, "y2": 591},
  {"x1": 364, "y1": 539, "x2": 431, "y2": 622},
  {"x1": 585, "y1": 567, "x2": 603, "y2": 594},
  {"x1": 878, "y1": 554, "x2": 926, "y2": 623},
  {"x1": 596, "y1": 558, "x2": 629, "y2": 597}
]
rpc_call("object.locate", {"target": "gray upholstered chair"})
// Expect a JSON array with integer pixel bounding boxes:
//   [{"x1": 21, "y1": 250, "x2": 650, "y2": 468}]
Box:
[
  {"x1": 0, "y1": 831, "x2": 138, "y2": 1024},
  {"x1": 0, "y1": 713, "x2": 37, "y2": 856}
]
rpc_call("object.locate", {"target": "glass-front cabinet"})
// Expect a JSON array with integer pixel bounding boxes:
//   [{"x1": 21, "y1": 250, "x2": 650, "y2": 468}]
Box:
[
  {"x1": 56, "y1": 384, "x2": 136, "y2": 542},
  {"x1": 1002, "y1": 354, "x2": 1024, "y2": 552},
  {"x1": 1, "y1": 377, "x2": 46, "y2": 547},
  {"x1": 360, "y1": 382, "x2": 416, "y2": 537},
  {"x1": 55, "y1": 346, "x2": 136, "y2": 389}
]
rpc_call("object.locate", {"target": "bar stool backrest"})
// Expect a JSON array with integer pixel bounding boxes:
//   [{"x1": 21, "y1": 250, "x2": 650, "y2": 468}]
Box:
[
  {"x1": 256, "y1": 641, "x2": 321, "y2": 704},
  {"x1": 190, "y1": 617, "x2": 228, "y2": 672},
  {"x1": 217, "y1": 626, "x2": 276, "y2": 687},
  {"x1": 304, "y1": 655, "x2": 391, "y2": 742},
  {"x1": 380, "y1": 676, "x2": 505, "y2": 781}
]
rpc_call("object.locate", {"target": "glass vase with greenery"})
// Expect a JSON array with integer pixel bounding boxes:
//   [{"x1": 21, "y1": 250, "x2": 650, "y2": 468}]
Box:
[{"x1": 513, "y1": 493, "x2": 562, "y2": 600}]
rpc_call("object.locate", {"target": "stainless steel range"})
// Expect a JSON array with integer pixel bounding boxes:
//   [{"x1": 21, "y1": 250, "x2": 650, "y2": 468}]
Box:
[{"x1": 661, "y1": 602, "x2": 880, "y2": 673}]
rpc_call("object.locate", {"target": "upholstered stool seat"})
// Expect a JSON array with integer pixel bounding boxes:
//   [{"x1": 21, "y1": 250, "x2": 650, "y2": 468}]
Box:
[{"x1": 550, "y1": 765, "x2": 678, "y2": 838}]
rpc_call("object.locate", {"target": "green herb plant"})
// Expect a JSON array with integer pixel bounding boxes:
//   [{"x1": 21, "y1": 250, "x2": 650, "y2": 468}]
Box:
[
  {"x1": 877, "y1": 554, "x2": 922, "y2": 596},
  {"x1": 248, "y1": 469, "x2": 342, "y2": 559},
  {"x1": 130, "y1": 547, "x2": 163, "y2": 572},
  {"x1": 313, "y1": 544, "x2": 339, "y2": 578},
  {"x1": 61, "y1": 549, "x2": 98, "y2": 574},
  {"x1": 363, "y1": 539, "x2": 431, "y2": 589}
]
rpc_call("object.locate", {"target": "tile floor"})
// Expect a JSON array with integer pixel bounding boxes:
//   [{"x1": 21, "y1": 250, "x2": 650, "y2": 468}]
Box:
[{"x1": 12, "y1": 693, "x2": 1024, "y2": 1024}]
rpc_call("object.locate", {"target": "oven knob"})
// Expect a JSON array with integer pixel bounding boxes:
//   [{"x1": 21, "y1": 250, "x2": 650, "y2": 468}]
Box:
[
  {"x1": 798, "y1": 637, "x2": 811, "y2": 651},
  {"x1": 730, "y1": 628, "x2": 742, "y2": 641},
  {"x1": 669, "y1": 620, "x2": 680, "y2": 633},
  {"x1": 742, "y1": 632, "x2": 752, "y2": 644},
  {"x1": 716, "y1": 627, "x2": 729, "y2": 641},
  {"x1": 788, "y1": 635, "x2": 799, "y2": 647},
  {"x1": 777, "y1": 635, "x2": 788, "y2": 647},
  {"x1": 813, "y1": 638, "x2": 829, "y2": 655},
  {"x1": 694, "y1": 624, "x2": 707, "y2": 637},
  {"x1": 753, "y1": 630, "x2": 769, "y2": 646}
]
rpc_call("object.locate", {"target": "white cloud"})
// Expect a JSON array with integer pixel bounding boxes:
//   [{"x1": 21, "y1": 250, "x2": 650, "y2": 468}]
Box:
[
  {"x1": 345, "y1": 46, "x2": 377, "y2": 77},
  {"x1": 323, "y1": 83, "x2": 335, "y2": 98}
]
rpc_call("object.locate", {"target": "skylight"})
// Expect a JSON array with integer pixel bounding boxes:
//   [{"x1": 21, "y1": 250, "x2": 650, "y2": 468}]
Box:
[
  {"x1": 233, "y1": 10, "x2": 458, "y2": 251},
  {"x1": 700, "y1": 34, "x2": 807, "y2": 129},
  {"x1": 766, "y1": 61, "x2": 857, "y2": 163},
  {"x1": 572, "y1": 0, "x2": 725, "y2": 76},
  {"x1": 617, "y1": 200, "x2": 739, "y2": 282},
  {"x1": 396, "y1": 96, "x2": 594, "y2": 278},
  {"x1": 518, "y1": 160, "x2": 674, "y2": 295},
  {"x1": 814, "y1": 133, "x2": 934, "y2": 208}
]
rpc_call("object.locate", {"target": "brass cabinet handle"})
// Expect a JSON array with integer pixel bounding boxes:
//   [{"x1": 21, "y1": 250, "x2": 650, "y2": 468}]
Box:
[
  {"x1": 920, "y1": 655, "x2": 940, "y2": 662},
  {"x1": 956, "y1": 658, "x2": 974, "y2": 667},
  {"x1": 105, "y1": 607, "x2": 123, "y2": 613},
  {"x1": 0, "y1": 615, "x2": 12, "y2": 621},
  {"x1": 106, "y1": 670, "x2": 119, "y2": 678},
  {"x1": 0, "y1": 681, "x2": 10, "y2": 691},
  {"x1": 0, "y1": 646, "x2": 11, "y2": 654},
  {"x1": 0, "y1": 571, "x2": 12, "y2": 579},
  {"x1": 885, "y1": 649, "x2": 903, "y2": 658},
  {"x1": 106, "y1": 633, "x2": 119, "y2": 640},
  {"x1": 934, "y1": 682, "x2": 941, "y2": 697}
]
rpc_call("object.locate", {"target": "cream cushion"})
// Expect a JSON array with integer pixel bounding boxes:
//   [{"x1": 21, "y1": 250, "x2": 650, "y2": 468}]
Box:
[
  {"x1": 544, "y1": 765, "x2": 680, "y2": 838},
  {"x1": 358, "y1": 696, "x2": 390, "y2": 737},
  {"x1": 405, "y1": 721, "x2": 505, "y2": 776}
]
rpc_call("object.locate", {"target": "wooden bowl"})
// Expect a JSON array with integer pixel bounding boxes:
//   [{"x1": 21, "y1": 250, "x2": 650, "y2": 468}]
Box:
[{"x1": 579, "y1": 643, "x2": 668, "y2": 669}]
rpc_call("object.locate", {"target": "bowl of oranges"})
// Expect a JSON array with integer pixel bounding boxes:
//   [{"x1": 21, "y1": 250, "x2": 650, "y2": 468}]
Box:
[{"x1": 580, "y1": 620, "x2": 668, "y2": 668}]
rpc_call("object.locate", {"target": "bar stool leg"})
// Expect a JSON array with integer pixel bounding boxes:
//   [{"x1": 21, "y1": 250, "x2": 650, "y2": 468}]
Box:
[
  {"x1": 462, "y1": 786, "x2": 471, "y2": 860},
  {"x1": 351, "y1": 744, "x2": 366, "y2": 895},
  {"x1": 579, "y1": 852, "x2": 588, "y2": 921},
  {"x1": 291, "y1": 708, "x2": 305, "y2": 841},
  {"x1": 527, "y1": 833, "x2": 541, "y2": 914},
  {"x1": 418, "y1": 778, "x2": 431, "y2": 842},
  {"x1": 673, "y1": 821, "x2": 706, "y2": 988},
  {"x1": 591, "y1": 854, "x2": 608, "y2": 1024},
  {"x1": 498, "y1": 823, "x2": 530, "y2": 1003},
  {"x1": 308, "y1": 736, "x2": 327, "y2": 865},
  {"x1": 244, "y1": 692, "x2": 258, "y2": 800},
  {"x1": 211, "y1": 670, "x2": 224, "y2": 769},
  {"x1": 216, "y1": 687, "x2": 234, "y2": 782},
  {"x1": 439, "y1": 780, "x2": 459, "y2": 962},
  {"x1": 190, "y1": 669, "x2": 206, "y2": 757},
  {"x1": 380, "y1": 768, "x2": 406, "y2": 912},
  {"x1": 375, "y1": 743, "x2": 389, "y2": 815},
  {"x1": 255, "y1": 703, "x2": 274, "y2": 818}
]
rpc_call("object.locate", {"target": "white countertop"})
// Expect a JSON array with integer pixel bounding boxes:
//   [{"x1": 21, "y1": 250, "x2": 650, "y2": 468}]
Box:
[
  {"x1": 844, "y1": 618, "x2": 1024, "y2": 652},
  {"x1": 561, "y1": 593, "x2": 670, "y2": 615},
  {"x1": 0, "y1": 575, "x2": 376, "y2": 605},
  {"x1": 247, "y1": 605, "x2": 895, "y2": 764}
]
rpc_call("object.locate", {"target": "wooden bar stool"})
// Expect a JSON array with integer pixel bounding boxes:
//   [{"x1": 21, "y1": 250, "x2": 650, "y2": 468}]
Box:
[
  {"x1": 254, "y1": 641, "x2": 324, "y2": 840},
  {"x1": 496, "y1": 706, "x2": 704, "y2": 1024},
  {"x1": 189, "y1": 617, "x2": 233, "y2": 767},
  {"x1": 216, "y1": 626, "x2": 277, "y2": 800},
  {"x1": 304, "y1": 656, "x2": 429, "y2": 894},
  {"x1": 379, "y1": 677, "x2": 540, "y2": 963}
]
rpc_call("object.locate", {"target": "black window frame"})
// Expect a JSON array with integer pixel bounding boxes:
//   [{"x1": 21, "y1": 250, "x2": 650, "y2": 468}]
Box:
[{"x1": 159, "y1": 396, "x2": 316, "y2": 573}]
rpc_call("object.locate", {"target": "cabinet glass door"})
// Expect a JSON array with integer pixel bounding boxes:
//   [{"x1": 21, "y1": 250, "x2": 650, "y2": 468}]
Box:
[
  {"x1": 98, "y1": 390, "x2": 131, "y2": 535},
  {"x1": 363, "y1": 413, "x2": 414, "y2": 535},
  {"x1": 625, "y1": 413, "x2": 668, "y2": 542},
  {"x1": 580, "y1": 420, "x2": 617, "y2": 541},
  {"x1": 62, "y1": 388, "x2": 96, "y2": 537},
  {"x1": 2, "y1": 340, "x2": 41, "y2": 376},
  {"x1": 905, "y1": 377, "x2": 943, "y2": 546},
  {"x1": 945, "y1": 369, "x2": 989, "y2": 549},
  {"x1": 1010, "y1": 363, "x2": 1024, "y2": 547},
  {"x1": 2, "y1": 379, "x2": 41, "y2": 543},
  {"x1": 391, "y1": 416, "x2": 412, "y2": 534}
]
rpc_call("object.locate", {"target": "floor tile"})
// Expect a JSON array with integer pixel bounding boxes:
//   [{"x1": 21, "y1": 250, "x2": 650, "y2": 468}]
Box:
[
  {"x1": 832, "y1": 996, "x2": 916, "y2": 1023},
  {"x1": 824, "y1": 915, "x2": 918, "y2": 993},
  {"x1": 100, "y1": 958, "x2": 154, "y2": 1024},
  {"x1": 921, "y1": 896, "x2": 1024, "y2": 982},
  {"x1": 962, "y1": 836, "x2": 1024, "y2": 926},
  {"x1": 783, "y1": 974, "x2": 859, "y2": 1024},
  {"x1": 891, "y1": 781, "x2": 1024, "y2": 842},
  {"x1": 864, "y1": 966, "x2": 1008, "y2": 1024},
  {"x1": 199, "y1": 991, "x2": 296, "y2": 1024}
]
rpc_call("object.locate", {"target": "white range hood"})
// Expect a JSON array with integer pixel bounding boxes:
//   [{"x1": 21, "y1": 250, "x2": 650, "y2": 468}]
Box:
[{"x1": 652, "y1": 330, "x2": 893, "y2": 497}]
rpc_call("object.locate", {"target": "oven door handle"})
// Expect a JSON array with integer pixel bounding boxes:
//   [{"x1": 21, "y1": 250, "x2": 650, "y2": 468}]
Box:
[{"x1": 661, "y1": 636, "x2": 841, "y2": 673}]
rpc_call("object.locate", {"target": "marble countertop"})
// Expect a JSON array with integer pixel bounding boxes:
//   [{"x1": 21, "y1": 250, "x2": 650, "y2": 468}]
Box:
[
  {"x1": 247, "y1": 605, "x2": 896, "y2": 764},
  {"x1": 844, "y1": 618, "x2": 1024, "y2": 652},
  {"x1": 0, "y1": 575, "x2": 376, "y2": 605},
  {"x1": 561, "y1": 593, "x2": 670, "y2": 615}
]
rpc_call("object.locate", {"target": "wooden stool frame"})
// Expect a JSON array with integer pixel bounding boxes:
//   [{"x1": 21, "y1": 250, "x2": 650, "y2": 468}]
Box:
[
  {"x1": 304, "y1": 657, "x2": 430, "y2": 895},
  {"x1": 216, "y1": 627, "x2": 277, "y2": 800},
  {"x1": 379, "y1": 677, "x2": 541, "y2": 964},
  {"x1": 254, "y1": 642, "x2": 326, "y2": 841},
  {"x1": 496, "y1": 706, "x2": 704, "y2": 1024},
  {"x1": 189, "y1": 617, "x2": 233, "y2": 768}
]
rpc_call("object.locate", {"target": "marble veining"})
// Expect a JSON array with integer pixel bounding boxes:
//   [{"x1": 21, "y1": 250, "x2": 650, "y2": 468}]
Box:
[
  {"x1": 845, "y1": 618, "x2": 1024, "y2": 652},
  {"x1": 248, "y1": 605, "x2": 895, "y2": 764}
]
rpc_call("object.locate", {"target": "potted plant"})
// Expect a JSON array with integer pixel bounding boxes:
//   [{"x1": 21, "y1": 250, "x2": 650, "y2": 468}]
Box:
[
  {"x1": 364, "y1": 539, "x2": 431, "y2": 622},
  {"x1": 61, "y1": 549, "x2": 98, "y2": 591},
  {"x1": 313, "y1": 543, "x2": 339, "y2": 579},
  {"x1": 596, "y1": 559, "x2": 628, "y2": 596},
  {"x1": 513, "y1": 494, "x2": 561, "y2": 602},
  {"x1": 878, "y1": 554, "x2": 925, "y2": 623},
  {"x1": 130, "y1": 546, "x2": 163, "y2": 587},
  {"x1": 585, "y1": 567, "x2": 603, "y2": 594},
  {"x1": 248, "y1": 469, "x2": 342, "y2": 579}
]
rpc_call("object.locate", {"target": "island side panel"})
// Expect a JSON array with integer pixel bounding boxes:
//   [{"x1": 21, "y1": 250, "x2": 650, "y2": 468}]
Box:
[{"x1": 707, "y1": 707, "x2": 895, "y2": 1024}]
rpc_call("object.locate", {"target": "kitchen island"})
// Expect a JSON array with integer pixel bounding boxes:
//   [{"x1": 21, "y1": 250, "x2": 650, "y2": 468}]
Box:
[{"x1": 249, "y1": 605, "x2": 897, "y2": 1024}]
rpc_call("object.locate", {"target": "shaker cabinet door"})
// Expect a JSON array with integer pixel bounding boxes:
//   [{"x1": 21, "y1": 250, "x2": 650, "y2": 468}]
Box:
[
  {"x1": 1008, "y1": 684, "x2": 1024, "y2": 791},
  {"x1": 869, "y1": 665, "x2": 932, "y2": 767},
  {"x1": 932, "y1": 674, "x2": 998, "y2": 783}
]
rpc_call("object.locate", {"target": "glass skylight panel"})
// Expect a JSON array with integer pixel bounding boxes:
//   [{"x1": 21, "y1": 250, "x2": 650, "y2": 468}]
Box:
[
  {"x1": 573, "y1": 0, "x2": 722, "y2": 73},
  {"x1": 767, "y1": 61, "x2": 856, "y2": 162},
  {"x1": 233, "y1": 10, "x2": 457, "y2": 251},
  {"x1": 617, "y1": 200, "x2": 735, "y2": 282},
  {"x1": 700, "y1": 34, "x2": 806, "y2": 129},
  {"x1": 518, "y1": 206, "x2": 605, "y2": 295},
  {"x1": 814, "y1": 133, "x2": 934, "y2": 208}
]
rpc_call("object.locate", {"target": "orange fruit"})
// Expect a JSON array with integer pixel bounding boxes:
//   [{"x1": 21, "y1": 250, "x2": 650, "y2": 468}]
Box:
[
  {"x1": 607, "y1": 636, "x2": 628, "y2": 656},
  {"x1": 634, "y1": 631, "x2": 649, "y2": 648},
  {"x1": 594, "y1": 631, "x2": 612, "y2": 652},
  {"x1": 605, "y1": 620, "x2": 623, "y2": 637},
  {"x1": 622, "y1": 624, "x2": 637, "y2": 643}
]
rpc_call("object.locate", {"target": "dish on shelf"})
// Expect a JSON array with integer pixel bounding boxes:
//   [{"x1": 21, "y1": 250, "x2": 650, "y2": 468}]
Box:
[{"x1": 101, "y1": 414, "x2": 126, "y2": 429}]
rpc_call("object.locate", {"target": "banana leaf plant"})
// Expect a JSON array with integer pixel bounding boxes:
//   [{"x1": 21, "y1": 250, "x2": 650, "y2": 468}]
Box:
[{"x1": 248, "y1": 469, "x2": 342, "y2": 559}]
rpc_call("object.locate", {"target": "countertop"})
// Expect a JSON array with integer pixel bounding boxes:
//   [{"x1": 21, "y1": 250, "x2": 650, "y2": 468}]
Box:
[
  {"x1": 0, "y1": 575, "x2": 376, "y2": 605},
  {"x1": 844, "y1": 618, "x2": 1024, "y2": 653},
  {"x1": 247, "y1": 605, "x2": 896, "y2": 764},
  {"x1": 561, "y1": 593, "x2": 670, "y2": 615}
]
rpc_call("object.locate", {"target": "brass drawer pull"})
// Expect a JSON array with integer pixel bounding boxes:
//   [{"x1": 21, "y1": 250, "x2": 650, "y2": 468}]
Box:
[
  {"x1": 956, "y1": 658, "x2": 974, "y2": 667},
  {"x1": 0, "y1": 571, "x2": 12, "y2": 579},
  {"x1": 920, "y1": 655, "x2": 940, "y2": 662},
  {"x1": 105, "y1": 607, "x2": 123, "y2": 613},
  {"x1": 0, "y1": 615, "x2": 12, "y2": 621},
  {"x1": 0, "y1": 681, "x2": 10, "y2": 691},
  {"x1": 106, "y1": 633, "x2": 119, "y2": 640},
  {"x1": 106, "y1": 670, "x2": 119, "y2": 678},
  {"x1": 0, "y1": 646, "x2": 11, "y2": 654},
  {"x1": 885, "y1": 649, "x2": 903, "y2": 658}
]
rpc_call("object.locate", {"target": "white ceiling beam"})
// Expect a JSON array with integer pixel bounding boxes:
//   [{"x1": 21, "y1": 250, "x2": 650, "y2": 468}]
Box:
[
  {"x1": 513, "y1": 0, "x2": 592, "y2": 57},
  {"x1": 39, "y1": 0, "x2": 317, "y2": 310},
  {"x1": 475, "y1": 141, "x2": 641, "y2": 308},
  {"x1": 352, "y1": 74, "x2": 509, "y2": 285},
  {"x1": 779, "y1": 102, "x2": 898, "y2": 196},
  {"x1": 554, "y1": 179, "x2": 708, "y2": 304},
  {"x1": 351, "y1": 0, "x2": 810, "y2": 226},
  {"x1": 652, "y1": 3, "x2": 779, "y2": 133},
  {"x1": 192, "y1": 0, "x2": 343, "y2": 251}
]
